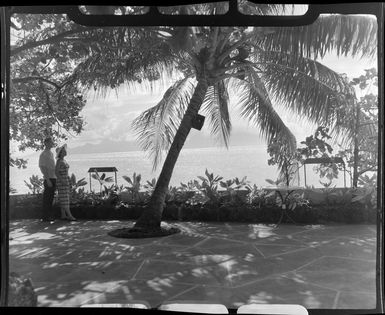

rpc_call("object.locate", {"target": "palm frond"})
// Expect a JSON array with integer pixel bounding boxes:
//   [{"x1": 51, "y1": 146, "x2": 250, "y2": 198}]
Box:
[
  {"x1": 201, "y1": 80, "x2": 232, "y2": 147},
  {"x1": 234, "y1": 66, "x2": 297, "y2": 155},
  {"x1": 132, "y1": 77, "x2": 196, "y2": 170},
  {"x1": 73, "y1": 51, "x2": 182, "y2": 97},
  {"x1": 254, "y1": 50, "x2": 356, "y2": 143},
  {"x1": 329, "y1": 100, "x2": 378, "y2": 147},
  {"x1": 71, "y1": 28, "x2": 189, "y2": 96},
  {"x1": 255, "y1": 15, "x2": 377, "y2": 60}
]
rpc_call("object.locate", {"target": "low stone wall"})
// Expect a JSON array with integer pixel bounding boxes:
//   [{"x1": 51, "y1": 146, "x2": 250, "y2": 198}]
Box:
[
  {"x1": 8, "y1": 188, "x2": 376, "y2": 224},
  {"x1": 9, "y1": 194, "x2": 60, "y2": 220}
]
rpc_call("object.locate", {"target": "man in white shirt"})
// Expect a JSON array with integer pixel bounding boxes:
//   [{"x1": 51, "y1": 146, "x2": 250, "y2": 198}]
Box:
[{"x1": 38, "y1": 137, "x2": 57, "y2": 222}]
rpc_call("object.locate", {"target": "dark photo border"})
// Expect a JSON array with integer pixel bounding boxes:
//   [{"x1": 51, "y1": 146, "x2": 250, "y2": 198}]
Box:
[{"x1": 1, "y1": 2, "x2": 384, "y2": 314}]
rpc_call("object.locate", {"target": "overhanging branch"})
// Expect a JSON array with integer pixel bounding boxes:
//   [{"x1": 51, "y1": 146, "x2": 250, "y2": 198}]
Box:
[
  {"x1": 11, "y1": 26, "x2": 98, "y2": 56},
  {"x1": 12, "y1": 76, "x2": 62, "y2": 89}
]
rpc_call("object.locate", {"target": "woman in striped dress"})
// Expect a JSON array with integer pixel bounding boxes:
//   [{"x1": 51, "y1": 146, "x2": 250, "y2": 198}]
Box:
[{"x1": 55, "y1": 144, "x2": 76, "y2": 221}]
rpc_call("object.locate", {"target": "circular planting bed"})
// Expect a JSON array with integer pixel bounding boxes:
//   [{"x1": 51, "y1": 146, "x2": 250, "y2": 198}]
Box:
[{"x1": 108, "y1": 224, "x2": 181, "y2": 239}]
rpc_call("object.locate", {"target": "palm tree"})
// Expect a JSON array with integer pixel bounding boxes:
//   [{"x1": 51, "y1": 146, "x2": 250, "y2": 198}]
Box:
[{"x1": 74, "y1": 4, "x2": 377, "y2": 233}]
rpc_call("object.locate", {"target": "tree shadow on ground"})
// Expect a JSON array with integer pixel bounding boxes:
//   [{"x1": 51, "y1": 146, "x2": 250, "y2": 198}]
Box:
[{"x1": 8, "y1": 220, "x2": 377, "y2": 308}]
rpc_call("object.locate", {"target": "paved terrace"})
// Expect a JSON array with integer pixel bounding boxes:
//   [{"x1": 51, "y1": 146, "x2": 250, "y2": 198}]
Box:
[{"x1": 9, "y1": 220, "x2": 377, "y2": 310}]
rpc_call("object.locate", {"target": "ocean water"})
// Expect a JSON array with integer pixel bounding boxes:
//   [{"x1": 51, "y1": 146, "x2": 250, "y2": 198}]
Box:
[{"x1": 9, "y1": 145, "x2": 350, "y2": 194}]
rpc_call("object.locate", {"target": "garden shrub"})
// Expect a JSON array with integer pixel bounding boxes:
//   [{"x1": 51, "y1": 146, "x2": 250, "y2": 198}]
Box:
[
  {"x1": 9, "y1": 170, "x2": 377, "y2": 224},
  {"x1": 9, "y1": 192, "x2": 376, "y2": 224},
  {"x1": 8, "y1": 272, "x2": 37, "y2": 306}
]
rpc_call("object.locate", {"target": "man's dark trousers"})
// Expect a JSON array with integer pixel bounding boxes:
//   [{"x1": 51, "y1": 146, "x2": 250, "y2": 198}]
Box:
[{"x1": 42, "y1": 178, "x2": 56, "y2": 221}]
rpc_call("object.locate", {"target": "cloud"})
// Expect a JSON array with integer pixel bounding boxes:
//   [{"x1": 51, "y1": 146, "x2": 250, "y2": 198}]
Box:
[{"x1": 73, "y1": 89, "x2": 162, "y2": 147}]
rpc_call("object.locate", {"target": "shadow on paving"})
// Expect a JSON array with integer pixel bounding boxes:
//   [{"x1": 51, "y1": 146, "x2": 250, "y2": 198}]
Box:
[{"x1": 9, "y1": 220, "x2": 377, "y2": 309}]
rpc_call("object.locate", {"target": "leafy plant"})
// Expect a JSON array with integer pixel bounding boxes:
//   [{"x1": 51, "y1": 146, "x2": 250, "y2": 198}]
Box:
[
  {"x1": 219, "y1": 179, "x2": 235, "y2": 191},
  {"x1": 165, "y1": 185, "x2": 179, "y2": 203},
  {"x1": 245, "y1": 184, "x2": 268, "y2": 207},
  {"x1": 103, "y1": 184, "x2": 123, "y2": 205},
  {"x1": 315, "y1": 184, "x2": 343, "y2": 206},
  {"x1": 80, "y1": 190, "x2": 104, "y2": 206},
  {"x1": 195, "y1": 169, "x2": 223, "y2": 205},
  {"x1": 261, "y1": 178, "x2": 285, "y2": 206},
  {"x1": 281, "y1": 192, "x2": 310, "y2": 211},
  {"x1": 318, "y1": 178, "x2": 335, "y2": 188},
  {"x1": 317, "y1": 162, "x2": 339, "y2": 185},
  {"x1": 264, "y1": 187, "x2": 310, "y2": 211},
  {"x1": 24, "y1": 175, "x2": 44, "y2": 194},
  {"x1": 69, "y1": 173, "x2": 87, "y2": 193},
  {"x1": 351, "y1": 173, "x2": 377, "y2": 208},
  {"x1": 265, "y1": 178, "x2": 286, "y2": 187},
  {"x1": 267, "y1": 137, "x2": 301, "y2": 186},
  {"x1": 122, "y1": 172, "x2": 143, "y2": 203},
  {"x1": 141, "y1": 177, "x2": 157, "y2": 202},
  {"x1": 358, "y1": 173, "x2": 377, "y2": 188},
  {"x1": 68, "y1": 173, "x2": 88, "y2": 205},
  {"x1": 179, "y1": 180, "x2": 196, "y2": 192},
  {"x1": 91, "y1": 171, "x2": 114, "y2": 193},
  {"x1": 219, "y1": 179, "x2": 236, "y2": 202},
  {"x1": 233, "y1": 176, "x2": 250, "y2": 189},
  {"x1": 178, "y1": 180, "x2": 202, "y2": 205},
  {"x1": 219, "y1": 176, "x2": 250, "y2": 204},
  {"x1": 342, "y1": 69, "x2": 378, "y2": 187},
  {"x1": 298, "y1": 126, "x2": 334, "y2": 158},
  {"x1": 165, "y1": 183, "x2": 196, "y2": 204},
  {"x1": 143, "y1": 177, "x2": 157, "y2": 192},
  {"x1": 297, "y1": 126, "x2": 340, "y2": 185}
]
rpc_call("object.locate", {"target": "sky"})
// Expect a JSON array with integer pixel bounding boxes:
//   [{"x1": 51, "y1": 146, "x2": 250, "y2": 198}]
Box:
[{"x1": 60, "y1": 52, "x2": 376, "y2": 153}]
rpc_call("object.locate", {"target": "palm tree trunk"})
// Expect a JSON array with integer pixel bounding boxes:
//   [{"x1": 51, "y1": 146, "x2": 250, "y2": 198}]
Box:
[{"x1": 134, "y1": 78, "x2": 209, "y2": 229}]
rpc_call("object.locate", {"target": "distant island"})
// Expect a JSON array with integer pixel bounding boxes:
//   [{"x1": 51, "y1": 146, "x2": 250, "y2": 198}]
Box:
[{"x1": 69, "y1": 129, "x2": 265, "y2": 154}]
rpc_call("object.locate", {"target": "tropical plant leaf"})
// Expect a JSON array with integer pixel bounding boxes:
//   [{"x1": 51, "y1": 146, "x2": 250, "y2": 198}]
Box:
[
  {"x1": 201, "y1": 80, "x2": 232, "y2": 147},
  {"x1": 77, "y1": 178, "x2": 87, "y2": 186},
  {"x1": 351, "y1": 195, "x2": 365, "y2": 203},
  {"x1": 255, "y1": 14, "x2": 377, "y2": 60},
  {"x1": 72, "y1": 28, "x2": 184, "y2": 96},
  {"x1": 235, "y1": 66, "x2": 297, "y2": 162},
  {"x1": 255, "y1": 50, "x2": 356, "y2": 144},
  {"x1": 122, "y1": 175, "x2": 133, "y2": 185},
  {"x1": 91, "y1": 173, "x2": 100, "y2": 181},
  {"x1": 219, "y1": 181, "x2": 228, "y2": 188},
  {"x1": 265, "y1": 179, "x2": 276, "y2": 185},
  {"x1": 197, "y1": 176, "x2": 207, "y2": 182},
  {"x1": 132, "y1": 77, "x2": 196, "y2": 170},
  {"x1": 264, "y1": 191, "x2": 275, "y2": 198}
]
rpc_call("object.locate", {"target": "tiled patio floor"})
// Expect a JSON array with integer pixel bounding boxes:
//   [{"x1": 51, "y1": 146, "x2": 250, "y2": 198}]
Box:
[{"x1": 9, "y1": 220, "x2": 377, "y2": 310}]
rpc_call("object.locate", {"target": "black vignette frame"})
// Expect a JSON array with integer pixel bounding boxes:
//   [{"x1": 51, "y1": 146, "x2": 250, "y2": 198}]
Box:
[{"x1": 0, "y1": 2, "x2": 384, "y2": 314}]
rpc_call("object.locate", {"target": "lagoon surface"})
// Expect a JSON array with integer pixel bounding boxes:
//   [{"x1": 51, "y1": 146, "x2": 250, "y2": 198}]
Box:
[{"x1": 10, "y1": 145, "x2": 349, "y2": 194}]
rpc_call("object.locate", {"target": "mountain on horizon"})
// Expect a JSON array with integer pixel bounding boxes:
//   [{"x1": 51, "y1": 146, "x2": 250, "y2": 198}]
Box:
[{"x1": 70, "y1": 129, "x2": 265, "y2": 154}]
